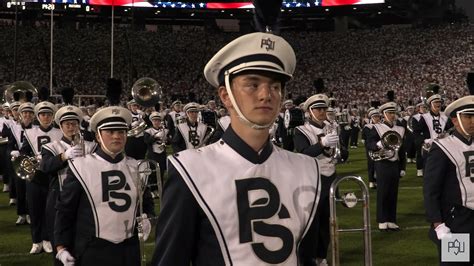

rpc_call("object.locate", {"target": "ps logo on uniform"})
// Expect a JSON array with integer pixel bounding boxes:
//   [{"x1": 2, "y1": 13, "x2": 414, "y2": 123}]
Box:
[
  {"x1": 112, "y1": 108, "x2": 120, "y2": 115},
  {"x1": 101, "y1": 170, "x2": 132, "y2": 212},
  {"x1": 236, "y1": 177, "x2": 293, "y2": 264},
  {"x1": 261, "y1": 38, "x2": 275, "y2": 51}
]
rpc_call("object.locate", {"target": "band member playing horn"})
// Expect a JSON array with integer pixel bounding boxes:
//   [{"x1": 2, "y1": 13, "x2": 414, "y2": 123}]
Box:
[
  {"x1": 8, "y1": 102, "x2": 35, "y2": 226},
  {"x1": 362, "y1": 108, "x2": 381, "y2": 189},
  {"x1": 144, "y1": 111, "x2": 168, "y2": 198},
  {"x1": 423, "y1": 76, "x2": 474, "y2": 265},
  {"x1": 21, "y1": 101, "x2": 62, "y2": 254},
  {"x1": 2, "y1": 101, "x2": 21, "y2": 206},
  {"x1": 164, "y1": 100, "x2": 185, "y2": 139},
  {"x1": 0, "y1": 103, "x2": 10, "y2": 193},
  {"x1": 126, "y1": 98, "x2": 148, "y2": 160},
  {"x1": 294, "y1": 94, "x2": 338, "y2": 265},
  {"x1": 153, "y1": 31, "x2": 321, "y2": 265},
  {"x1": 54, "y1": 106, "x2": 155, "y2": 266},
  {"x1": 171, "y1": 102, "x2": 210, "y2": 153},
  {"x1": 367, "y1": 94, "x2": 406, "y2": 231},
  {"x1": 40, "y1": 104, "x2": 98, "y2": 263},
  {"x1": 412, "y1": 102, "x2": 427, "y2": 177}
]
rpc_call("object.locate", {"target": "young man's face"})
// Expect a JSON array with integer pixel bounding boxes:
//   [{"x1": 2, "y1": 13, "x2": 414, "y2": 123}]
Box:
[
  {"x1": 384, "y1": 111, "x2": 396, "y2": 123},
  {"x1": 310, "y1": 107, "x2": 327, "y2": 123},
  {"x1": 61, "y1": 120, "x2": 80, "y2": 139},
  {"x1": 187, "y1": 111, "x2": 199, "y2": 123},
  {"x1": 226, "y1": 73, "x2": 282, "y2": 127},
  {"x1": 372, "y1": 115, "x2": 381, "y2": 123},
  {"x1": 129, "y1": 104, "x2": 140, "y2": 113},
  {"x1": 151, "y1": 119, "x2": 162, "y2": 128},
  {"x1": 174, "y1": 104, "x2": 182, "y2": 112},
  {"x1": 420, "y1": 106, "x2": 427, "y2": 113},
  {"x1": 21, "y1": 111, "x2": 34, "y2": 125},
  {"x1": 431, "y1": 101, "x2": 442, "y2": 114},
  {"x1": 38, "y1": 112, "x2": 53, "y2": 128},
  {"x1": 97, "y1": 129, "x2": 127, "y2": 154},
  {"x1": 453, "y1": 113, "x2": 474, "y2": 136}
]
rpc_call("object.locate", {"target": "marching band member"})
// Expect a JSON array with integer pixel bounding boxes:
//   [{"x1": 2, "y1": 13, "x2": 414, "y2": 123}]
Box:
[
  {"x1": 143, "y1": 111, "x2": 168, "y2": 198},
  {"x1": 412, "y1": 87, "x2": 453, "y2": 176},
  {"x1": 367, "y1": 95, "x2": 406, "y2": 231},
  {"x1": 125, "y1": 98, "x2": 147, "y2": 160},
  {"x1": 413, "y1": 102, "x2": 427, "y2": 177},
  {"x1": 207, "y1": 111, "x2": 231, "y2": 144},
  {"x1": 171, "y1": 102, "x2": 209, "y2": 153},
  {"x1": 8, "y1": 102, "x2": 35, "y2": 225},
  {"x1": 2, "y1": 101, "x2": 21, "y2": 206},
  {"x1": 423, "y1": 91, "x2": 474, "y2": 265},
  {"x1": 21, "y1": 101, "x2": 62, "y2": 254},
  {"x1": 200, "y1": 100, "x2": 219, "y2": 129},
  {"x1": 164, "y1": 100, "x2": 185, "y2": 139},
  {"x1": 402, "y1": 105, "x2": 416, "y2": 163},
  {"x1": 40, "y1": 104, "x2": 98, "y2": 263},
  {"x1": 349, "y1": 107, "x2": 361, "y2": 148},
  {"x1": 0, "y1": 103, "x2": 10, "y2": 192},
  {"x1": 54, "y1": 106, "x2": 155, "y2": 266},
  {"x1": 294, "y1": 94, "x2": 338, "y2": 265},
  {"x1": 153, "y1": 31, "x2": 321, "y2": 265},
  {"x1": 361, "y1": 108, "x2": 381, "y2": 189}
]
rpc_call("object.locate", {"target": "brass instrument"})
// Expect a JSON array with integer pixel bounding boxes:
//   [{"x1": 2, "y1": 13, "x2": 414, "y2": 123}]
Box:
[
  {"x1": 368, "y1": 131, "x2": 402, "y2": 161},
  {"x1": 127, "y1": 121, "x2": 148, "y2": 137},
  {"x1": 197, "y1": 127, "x2": 215, "y2": 148},
  {"x1": 11, "y1": 155, "x2": 38, "y2": 181},
  {"x1": 135, "y1": 159, "x2": 162, "y2": 266},
  {"x1": 421, "y1": 130, "x2": 450, "y2": 155},
  {"x1": 330, "y1": 176, "x2": 372, "y2": 266},
  {"x1": 406, "y1": 116, "x2": 415, "y2": 133},
  {"x1": 152, "y1": 128, "x2": 167, "y2": 150},
  {"x1": 0, "y1": 136, "x2": 8, "y2": 145},
  {"x1": 71, "y1": 131, "x2": 85, "y2": 157},
  {"x1": 324, "y1": 122, "x2": 341, "y2": 164},
  {"x1": 3, "y1": 81, "x2": 37, "y2": 104},
  {"x1": 131, "y1": 77, "x2": 162, "y2": 108}
]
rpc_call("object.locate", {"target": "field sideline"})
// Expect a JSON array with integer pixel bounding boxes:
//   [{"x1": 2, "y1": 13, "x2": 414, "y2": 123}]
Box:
[{"x1": 0, "y1": 145, "x2": 438, "y2": 265}]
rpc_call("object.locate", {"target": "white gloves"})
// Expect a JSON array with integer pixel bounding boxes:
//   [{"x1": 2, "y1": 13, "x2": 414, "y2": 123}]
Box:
[
  {"x1": 56, "y1": 248, "x2": 75, "y2": 266},
  {"x1": 10, "y1": 150, "x2": 20, "y2": 158},
  {"x1": 64, "y1": 145, "x2": 83, "y2": 160},
  {"x1": 400, "y1": 170, "x2": 406, "y2": 177},
  {"x1": 36, "y1": 154, "x2": 42, "y2": 162},
  {"x1": 321, "y1": 133, "x2": 339, "y2": 148},
  {"x1": 344, "y1": 125, "x2": 351, "y2": 131},
  {"x1": 435, "y1": 223, "x2": 452, "y2": 240},
  {"x1": 424, "y1": 139, "x2": 433, "y2": 144},
  {"x1": 138, "y1": 214, "x2": 152, "y2": 242},
  {"x1": 376, "y1": 141, "x2": 383, "y2": 149},
  {"x1": 361, "y1": 139, "x2": 365, "y2": 144},
  {"x1": 154, "y1": 131, "x2": 165, "y2": 139},
  {"x1": 131, "y1": 121, "x2": 140, "y2": 128}
]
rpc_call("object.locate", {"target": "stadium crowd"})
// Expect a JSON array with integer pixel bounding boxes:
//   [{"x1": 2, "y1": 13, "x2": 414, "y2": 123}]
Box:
[{"x1": 0, "y1": 21, "x2": 472, "y2": 109}]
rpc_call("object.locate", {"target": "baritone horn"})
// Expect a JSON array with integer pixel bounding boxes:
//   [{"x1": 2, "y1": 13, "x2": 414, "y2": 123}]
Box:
[
  {"x1": 128, "y1": 77, "x2": 163, "y2": 137},
  {"x1": 3, "y1": 81, "x2": 37, "y2": 104},
  {"x1": 368, "y1": 131, "x2": 402, "y2": 161}
]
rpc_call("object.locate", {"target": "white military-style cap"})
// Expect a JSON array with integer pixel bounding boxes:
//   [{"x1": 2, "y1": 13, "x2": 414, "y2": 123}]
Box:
[
  {"x1": 10, "y1": 101, "x2": 21, "y2": 110},
  {"x1": 18, "y1": 102, "x2": 35, "y2": 113},
  {"x1": 184, "y1": 102, "x2": 200, "y2": 113},
  {"x1": 171, "y1": 100, "x2": 182, "y2": 107},
  {"x1": 204, "y1": 32, "x2": 296, "y2": 88},
  {"x1": 303, "y1": 94, "x2": 329, "y2": 111},
  {"x1": 427, "y1": 94, "x2": 442, "y2": 105},
  {"x1": 444, "y1": 96, "x2": 474, "y2": 118},
  {"x1": 90, "y1": 106, "x2": 132, "y2": 133},
  {"x1": 54, "y1": 105, "x2": 84, "y2": 125},
  {"x1": 379, "y1": 102, "x2": 397, "y2": 113},
  {"x1": 368, "y1": 108, "x2": 381, "y2": 118},
  {"x1": 34, "y1": 101, "x2": 57, "y2": 116},
  {"x1": 149, "y1": 111, "x2": 163, "y2": 120},
  {"x1": 283, "y1": 99, "x2": 294, "y2": 107}
]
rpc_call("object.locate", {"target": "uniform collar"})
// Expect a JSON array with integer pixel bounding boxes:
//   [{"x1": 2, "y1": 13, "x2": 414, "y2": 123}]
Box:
[
  {"x1": 40, "y1": 125, "x2": 53, "y2": 132},
  {"x1": 383, "y1": 121, "x2": 394, "y2": 128},
  {"x1": 22, "y1": 123, "x2": 32, "y2": 129},
  {"x1": 308, "y1": 119, "x2": 325, "y2": 129},
  {"x1": 222, "y1": 126, "x2": 273, "y2": 164},
  {"x1": 430, "y1": 110, "x2": 440, "y2": 117},
  {"x1": 96, "y1": 147, "x2": 124, "y2": 163},
  {"x1": 453, "y1": 130, "x2": 472, "y2": 146},
  {"x1": 61, "y1": 136, "x2": 73, "y2": 145}
]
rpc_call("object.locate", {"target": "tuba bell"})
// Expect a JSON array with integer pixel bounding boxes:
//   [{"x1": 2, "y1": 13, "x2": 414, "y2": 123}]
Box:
[
  {"x1": 128, "y1": 77, "x2": 163, "y2": 136},
  {"x1": 3, "y1": 81, "x2": 37, "y2": 104},
  {"x1": 368, "y1": 131, "x2": 402, "y2": 161},
  {"x1": 11, "y1": 155, "x2": 39, "y2": 182}
]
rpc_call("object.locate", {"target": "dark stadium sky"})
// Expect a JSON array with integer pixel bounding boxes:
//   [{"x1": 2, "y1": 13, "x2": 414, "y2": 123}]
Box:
[{"x1": 456, "y1": 0, "x2": 474, "y2": 22}]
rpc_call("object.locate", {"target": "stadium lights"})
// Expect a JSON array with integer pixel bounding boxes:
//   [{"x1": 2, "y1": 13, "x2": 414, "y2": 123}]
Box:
[
  {"x1": 190, "y1": 13, "x2": 195, "y2": 16},
  {"x1": 388, "y1": 5, "x2": 392, "y2": 8},
  {"x1": 325, "y1": 8, "x2": 329, "y2": 12},
  {"x1": 230, "y1": 13, "x2": 233, "y2": 17},
  {"x1": 353, "y1": 7, "x2": 357, "y2": 10}
]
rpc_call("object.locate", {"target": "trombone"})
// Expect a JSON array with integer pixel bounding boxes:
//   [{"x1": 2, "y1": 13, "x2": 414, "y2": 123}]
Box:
[
  {"x1": 135, "y1": 159, "x2": 162, "y2": 266},
  {"x1": 330, "y1": 175, "x2": 372, "y2": 266}
]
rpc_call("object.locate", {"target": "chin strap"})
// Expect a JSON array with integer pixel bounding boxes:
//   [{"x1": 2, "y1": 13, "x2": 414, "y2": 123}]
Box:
[
  {"x1": 224, "y1": 71, "x2": 276, "y2": 130},
  {"x1": 456, "y1": 110, "x2": 473, "y2": 137},
  {"x1": 97, "y1": 129, "x2": 123, "y2": 157}
]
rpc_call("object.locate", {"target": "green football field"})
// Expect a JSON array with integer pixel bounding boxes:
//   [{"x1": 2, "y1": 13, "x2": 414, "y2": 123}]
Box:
[{"x1": 0, "y1": 145, "x2": 438, "y2": 265}]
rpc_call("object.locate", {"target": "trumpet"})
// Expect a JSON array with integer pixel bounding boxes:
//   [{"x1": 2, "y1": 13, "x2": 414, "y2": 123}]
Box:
[
  {"x1": 128, "y1": 121, "x2": 148, "y2": 137},
  {"x1": 197, "y1": 127, "x2": 215, "y2": 148},
  {"x1": 369, "y1": 131, "x2": 402, "y2": 161}
]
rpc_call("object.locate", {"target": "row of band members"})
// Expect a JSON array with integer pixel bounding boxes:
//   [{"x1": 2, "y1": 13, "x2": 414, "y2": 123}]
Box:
[{"x1": 0, "y1": 33, "x2": 468, "y2": 266}]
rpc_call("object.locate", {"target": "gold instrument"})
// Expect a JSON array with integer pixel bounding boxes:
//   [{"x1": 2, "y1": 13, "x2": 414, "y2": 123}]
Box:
[
  {"x1": 11, "y1": 155, "x2": 38, "y2": 182},
  {"x1": 368, "y1": 131, "x2": 402, "y2": 161},
  {"x1": 135, "y1": 159, "x2": 162, "y2": 266},
  {"x1": 330, "y1": 176, "x2": 372, "y2": 266},
  {"x1": 131, "y1": 77, "x2": 162, "y2": 108},
  {"x1": 3, "y1": 81, "x2": 37, "y2": 104},
  {"x1": 128, "y1": 77, "x2": 163, "y2": 136}
]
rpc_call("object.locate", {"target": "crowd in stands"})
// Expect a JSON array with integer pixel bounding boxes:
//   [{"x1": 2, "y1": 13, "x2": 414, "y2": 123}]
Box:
[{"x1": 0, "y1": 21, "x2": 472, "y2": 110}]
